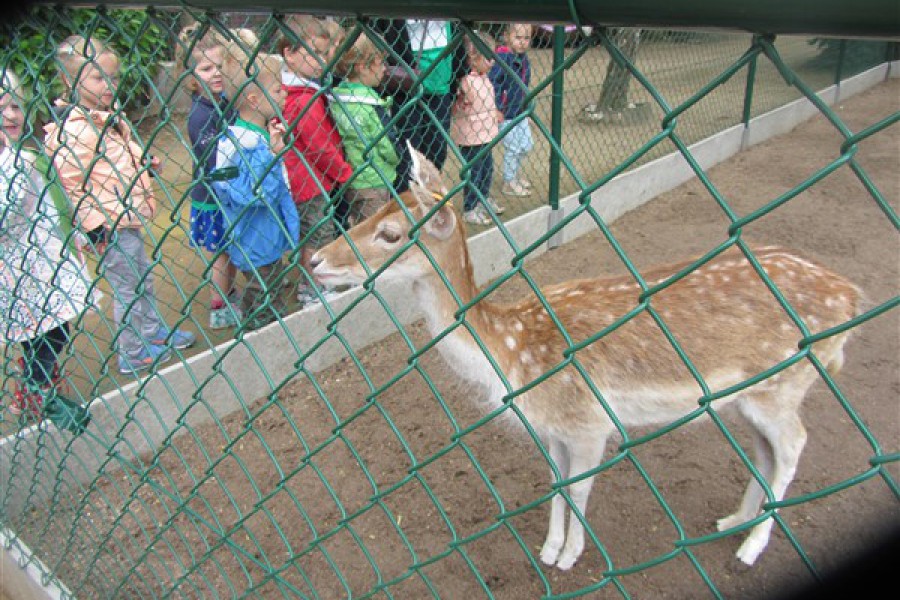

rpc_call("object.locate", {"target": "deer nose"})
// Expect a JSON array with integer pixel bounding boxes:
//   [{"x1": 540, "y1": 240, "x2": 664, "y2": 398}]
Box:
[{"x1": 309, "y1": 253, "x2": 323, "y2": 271}]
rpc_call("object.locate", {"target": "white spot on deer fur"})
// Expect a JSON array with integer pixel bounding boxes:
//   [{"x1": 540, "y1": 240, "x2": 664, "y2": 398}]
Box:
[
  {"x1": 513, "y1": 320, "x2": 524, "y2": 332},
  {"x1": 722, "y1": 275, "x2": 731, "y2": 283},
  {"x1": 505, "y1": 335, "x2": 517, "y2": 350},
  {"x1": 521, "y1": 350, "x2": 533, "y2": 364},
  {"x1": 569, "y1": 290, "x2": 586, "y2": 297},
  {"x1": 780, "y1": 323, "x2": 793, "y2": 332},
  {"x1": 539, "y1": 344, "x2": 549, "y2": 354}
]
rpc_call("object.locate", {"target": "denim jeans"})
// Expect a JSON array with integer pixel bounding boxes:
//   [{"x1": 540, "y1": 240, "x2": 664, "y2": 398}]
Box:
[
  {"x1": 459, "y1": 144, "x2": 494, "y2": 212},
  {"x1": 20, "y1": 322, "x2": 70, "y2": 386},
  {"x1": 501, "y1": 118, "x2": 534, "y2": 182},
  {"x1": 392, "y1": 92, "x2": 455, "y2": 192}
]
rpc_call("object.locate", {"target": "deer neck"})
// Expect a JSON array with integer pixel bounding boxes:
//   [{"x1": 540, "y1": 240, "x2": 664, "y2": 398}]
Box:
[{"x1": 412, "y1": 225, "x2": 507, "y2": 390}]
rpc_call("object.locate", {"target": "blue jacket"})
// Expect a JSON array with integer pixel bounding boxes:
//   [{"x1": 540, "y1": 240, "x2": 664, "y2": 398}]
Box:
[
  {"x1": 188, "y1": 94, "x2": 237, "y2": 210},
  {"x1": 212, "y1": 121, "x2": 300, "y2": 272},
  {"x1": 489, "y1": 47, "x2": 531, "y2": 120}
]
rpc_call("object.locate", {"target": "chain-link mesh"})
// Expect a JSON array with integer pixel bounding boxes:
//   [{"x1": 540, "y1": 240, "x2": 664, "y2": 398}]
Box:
[{"x1": 1, "y1": 5, "x2": 897, "y2": 599}]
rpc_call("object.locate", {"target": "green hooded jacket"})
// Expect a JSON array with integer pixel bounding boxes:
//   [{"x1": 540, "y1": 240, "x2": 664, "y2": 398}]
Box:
[{"x1": 329, "y1": 82, "x2": 401, "y2": 191}]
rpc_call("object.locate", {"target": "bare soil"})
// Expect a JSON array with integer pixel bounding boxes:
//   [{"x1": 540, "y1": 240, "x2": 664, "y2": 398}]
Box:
[{"x1": 61, "y1": 78, "x2": 899, "y2": 599}]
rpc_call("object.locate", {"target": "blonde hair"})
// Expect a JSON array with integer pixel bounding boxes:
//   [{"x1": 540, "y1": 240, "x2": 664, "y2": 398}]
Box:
[
  {"x1": 276, "y1": 14, "x2": 329, "y2": 56},
  {"x1": 335, "y1": 34, "x2": 385, "y2": 80},
  {"x1": 466, "y1": 31, "x2": 496, "y2": 58},
  {"x1": 504, "y1": 22, "x2": 534, "y2": 40},
  {"x1": 56, "y1": 35, "x2": 116, "y2": 90},
  {"x1": 176, "y1": 25, "x2": 260, "y2": 93},
  {"x1": 220, "y1": 40, "x2": 283, "y2": 104},
  {"x1": 1, "y1": 69, "x2": 22, "y2": 99},
  {"x1": 323, "y1": 19, "x2": 346, "y2": 46}
]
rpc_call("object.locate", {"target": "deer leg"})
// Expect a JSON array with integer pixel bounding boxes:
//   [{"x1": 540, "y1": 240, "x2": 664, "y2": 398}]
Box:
[
  {"x1": 540, "y1": 437, "x2": 570, "y2": 566},
  {"x1": 733, "y1": 395, "x2": 808, "y2": 565},
  {"x1": 555, "y1": 436, "x2": 607, "y2": 570},
  {"x1": 717, "y1": 427, "x2": 773, "y2": 532}
]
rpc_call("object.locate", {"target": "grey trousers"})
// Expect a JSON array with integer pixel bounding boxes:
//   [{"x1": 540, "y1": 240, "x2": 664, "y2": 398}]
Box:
[{"x1": 100, "y1": 228, "x2": 164, "y2": 359}]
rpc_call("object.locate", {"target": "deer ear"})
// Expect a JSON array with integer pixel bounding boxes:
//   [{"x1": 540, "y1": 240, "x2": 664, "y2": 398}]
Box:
[
  {"x1": 424, "y1": 203, "x2": 457, "y2": 240},
  {"x1": 406, "y1": 140, "x2": 425, "y2": 188}
]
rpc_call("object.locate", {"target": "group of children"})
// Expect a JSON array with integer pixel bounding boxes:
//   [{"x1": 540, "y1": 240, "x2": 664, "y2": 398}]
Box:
[{"x1": 1, "y1": 19, "x2": 535, "y2": 427}]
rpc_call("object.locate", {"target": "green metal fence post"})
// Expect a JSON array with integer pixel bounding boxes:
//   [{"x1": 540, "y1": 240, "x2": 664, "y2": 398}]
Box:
[
  {"x1": 740, "y1": 35, "x2": 761, "y2": 149},
  {"x1": 547, "y1": 25, "x2": 566, "y2": 250}
]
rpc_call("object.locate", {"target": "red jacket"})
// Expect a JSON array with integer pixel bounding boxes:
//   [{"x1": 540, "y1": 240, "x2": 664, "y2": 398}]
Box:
[{"x1": 282, "y1": 77, "x2": 352, "y2": 204}]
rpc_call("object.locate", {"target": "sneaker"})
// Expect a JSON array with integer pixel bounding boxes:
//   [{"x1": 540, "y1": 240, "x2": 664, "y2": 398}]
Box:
[
  {"x1": 501, "y1": 180, "x2": 531, "y2": 197},
  {"x1": 298, "y1": 286, "x2": 340, "y2": 307},
  {"x1": 463, "y1": 206, "x2": 491, "y2": 226},
  {"x1": 118, "y1": 345, "x2": 172, "y2": 374},
  {"x1": 516, "y1": 177, "x2": 533, "y2": 190},
  {"x1": 209, "y1": 306, "x2": 241, "y2": 330},
  {"x1": 484, "y1": 197, "x2": 506, "y2": 215},
  {"x1": 150, "y1": 326, "x2": 196, "y2": 350},
  {"x1": 8, "y1": 391, "x2": 25, "y2": 417}
]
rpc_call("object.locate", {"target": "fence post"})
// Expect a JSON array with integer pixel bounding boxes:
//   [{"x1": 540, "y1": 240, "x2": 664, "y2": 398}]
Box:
[
  {"x1": 547, "y1": 25, "x2": 566, "y2": 249},
  {"x1": 835, "y1": 39, "x2": 848, "y2": 102},
  {"x1": 740, "y1": 35, "x2": 760, "y2": 149}
]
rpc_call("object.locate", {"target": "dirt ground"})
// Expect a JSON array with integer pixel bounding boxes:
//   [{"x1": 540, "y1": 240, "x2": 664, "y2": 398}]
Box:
[{"x1": 51, "y1": 77, "x2": 899, "y2": 599}]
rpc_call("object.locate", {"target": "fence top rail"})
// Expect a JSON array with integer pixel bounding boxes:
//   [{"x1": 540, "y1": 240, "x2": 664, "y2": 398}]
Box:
[{"x1": 34, "y1": 0, "x2": 900, "y2": 39}]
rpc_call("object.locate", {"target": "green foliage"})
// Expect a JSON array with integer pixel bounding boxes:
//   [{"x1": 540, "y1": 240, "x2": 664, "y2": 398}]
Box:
[
  {"x1": 807, "y1": 38, "x2": 889, "y2": 72},
  {"x1": 0, "y1": 6, "x2": 175, "y2": 118}
]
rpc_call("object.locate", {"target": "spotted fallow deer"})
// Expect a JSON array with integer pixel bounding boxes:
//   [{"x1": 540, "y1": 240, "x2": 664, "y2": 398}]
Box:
[{"x1": 311, "y1": 146, "x2": 863, "y2": 570}]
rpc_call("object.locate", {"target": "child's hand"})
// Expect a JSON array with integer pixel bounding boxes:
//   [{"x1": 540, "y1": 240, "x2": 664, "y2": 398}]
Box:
[
  {"x1": 144, "y1": 155, "x2": 163, "y2": 177},
  {"x1": 268, "y1": 119, "x2": 287, "y2": 154}
]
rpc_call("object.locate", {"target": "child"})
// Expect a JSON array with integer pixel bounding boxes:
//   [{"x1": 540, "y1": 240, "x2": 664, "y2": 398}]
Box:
[
  {"x1": 177, "y1": 26, "x2": 260, "y2": 331},
  {"x1": 329, "y1": 33, "x2": 401, "y2": 226},
  {"x1": 277, "y1": 15, "x2": 353, "y2": 306},
  {"x1": 489, "y1": 23, "x2": 534, "y2": 198},
  {"x1": 43, "y1": 35, "x2": 196, "y2": 375},
  {"x1": 211, "y1": 46, "x2": 299, "y2": 330},
  {"x1": 1, "y1": 70, "x2": 92, "y2": 432},
  {"x1": 450, "y1": 31, "x2": 504, "y2": 226}
]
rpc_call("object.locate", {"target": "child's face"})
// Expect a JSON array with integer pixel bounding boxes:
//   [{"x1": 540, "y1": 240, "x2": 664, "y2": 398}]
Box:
[
  {"x1": 0, "y1": 92, "x2": 25, "y2": 143},
  {"x1": 284, "y1": 35, "x2": 330, "y2": 79},
  {"x1": 74, "y1": 52, "x2": 120, "y2": 111},
  {"x1": 469, "y1": 52, "x2": 494, "y2": 75},
  {"x1": 251, "y1": 73, "x2": 287, "y2": 121},
  {"x1": 507, "y1": 25, "x2": 533, "y2": 55},
  {"x1": 193, "y1": 46, "x2": 225, "y2": 97},
  {"x1": 355, "y1": 55, "x2": 385, "y2": 88}
]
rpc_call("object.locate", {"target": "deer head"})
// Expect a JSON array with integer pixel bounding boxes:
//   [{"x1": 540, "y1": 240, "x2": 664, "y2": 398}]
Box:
[{"x1": 311, "y1": 143, "x2": 465, "y2": 288}]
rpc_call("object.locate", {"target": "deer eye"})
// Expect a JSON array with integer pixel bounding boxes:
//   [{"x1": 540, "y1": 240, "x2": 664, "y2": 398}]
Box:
[{"x1": 376, "y1": 226, "x2": 402, "y2": 244}]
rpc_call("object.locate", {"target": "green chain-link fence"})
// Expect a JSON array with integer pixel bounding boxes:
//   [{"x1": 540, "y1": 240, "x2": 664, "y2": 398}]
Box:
[{"x1": 1, "y1": 2, "x2": 898, "y2": 598}]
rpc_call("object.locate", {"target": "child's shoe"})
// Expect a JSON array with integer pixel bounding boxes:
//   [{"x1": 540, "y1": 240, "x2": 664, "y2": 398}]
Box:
[
  {"x1": 150, "y1": 326, "x2": 196, "y2": 350},
  {"x1": 485, "y1": 197, "x2": 506, "y2": 215},
  {"x1": 501, "y1": 180, "x2": 531, "y2": 197},
  {"x1": 118, "y1": 345, "x2": 173, "y2": 374},
  {"x1": 209, "y1": 306, "x2": 241, "y2": 330},
  {"x1": 298, "y1": 286, "x2": 340, "y2": 308},
  {"x1": 8, "y1": 389, "x2": 26, "y2": 417},
  {"x1": 517, "y1": 177, "x2": 533, "y2": 190},
  {"x1": 463, "y1": 206, "x2": 492, "y2": 226}
]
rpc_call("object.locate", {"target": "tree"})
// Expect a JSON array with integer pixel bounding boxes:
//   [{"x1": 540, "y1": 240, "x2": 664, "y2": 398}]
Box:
[{"x1": 583, "y1": 28, "x2": 642, "y2": 122}]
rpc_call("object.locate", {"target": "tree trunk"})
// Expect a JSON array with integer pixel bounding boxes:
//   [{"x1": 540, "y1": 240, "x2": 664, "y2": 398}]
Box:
[{"x1": 595, "y1": 28, "x2": 641, "y2": 112}]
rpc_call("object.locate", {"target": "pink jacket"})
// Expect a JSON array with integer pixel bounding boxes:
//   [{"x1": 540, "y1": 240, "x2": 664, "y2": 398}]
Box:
[
  {"x1": 450, "y1": 73, "x2": 500, "y2": 147},
  {"x1": 43, "y1": 101, "x2": 156, "y2": 232}
]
